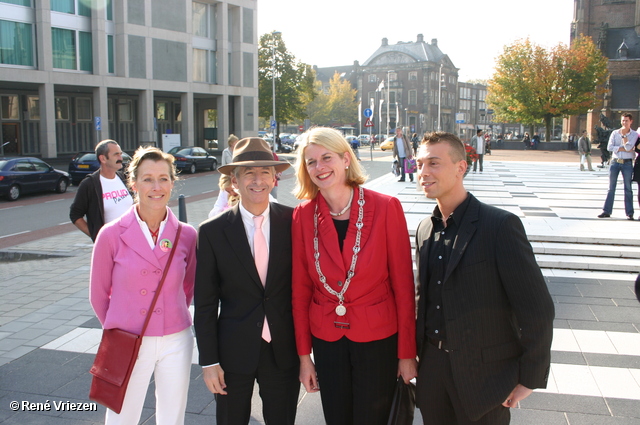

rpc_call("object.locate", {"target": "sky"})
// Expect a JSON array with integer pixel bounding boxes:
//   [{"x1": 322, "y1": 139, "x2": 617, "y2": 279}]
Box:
[{"x1": 257, "y1": 0, "x2": 575, "y2": 81}]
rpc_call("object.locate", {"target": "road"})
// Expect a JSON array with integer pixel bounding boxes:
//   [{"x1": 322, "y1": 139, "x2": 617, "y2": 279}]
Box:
[{"x1": 0, "y1": 148, "x2": 394, "y2": 249}]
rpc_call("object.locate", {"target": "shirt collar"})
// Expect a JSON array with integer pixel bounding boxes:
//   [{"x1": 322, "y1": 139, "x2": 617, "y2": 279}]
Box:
[
  {"x1": 431, "y1": 192, "x2": 471, "y2": 227},
  {"x1": 239, "y1": 201, "x2": 270, "y2": 225}
]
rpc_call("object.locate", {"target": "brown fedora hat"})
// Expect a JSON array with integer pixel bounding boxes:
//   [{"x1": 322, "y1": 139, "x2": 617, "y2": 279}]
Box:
[{"x1": 218, "y1": 137, "x2": 291, "y2": 175}]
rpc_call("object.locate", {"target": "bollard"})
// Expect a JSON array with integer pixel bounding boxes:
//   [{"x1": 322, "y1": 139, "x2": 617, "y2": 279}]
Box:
[{"x1": 178, "y1": 194, "x2": 187, "y2": 222}]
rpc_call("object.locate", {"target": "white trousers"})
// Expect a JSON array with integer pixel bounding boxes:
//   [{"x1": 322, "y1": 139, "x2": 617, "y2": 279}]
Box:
[{"x1": 105, "y1": 328, "x2": 193, "y2": 425}]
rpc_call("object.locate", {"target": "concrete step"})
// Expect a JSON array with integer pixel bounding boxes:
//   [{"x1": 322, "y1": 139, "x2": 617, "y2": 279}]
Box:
[{"x1": 530, "y1": 241, "x2": 640, "y2": 259}]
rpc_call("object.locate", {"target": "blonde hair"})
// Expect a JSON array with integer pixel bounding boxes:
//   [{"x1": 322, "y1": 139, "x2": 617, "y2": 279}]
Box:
[
  {"x1": 293, "y1": 127, "x2": 367, "y2": 200},
  {"x1": 218, "y1": 174, "x2": 239, "y2": 207}
]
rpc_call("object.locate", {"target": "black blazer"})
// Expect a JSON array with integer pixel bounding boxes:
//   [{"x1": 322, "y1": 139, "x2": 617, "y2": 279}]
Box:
[
  {"x1": 194, "y1": 203, "x2": 297, "y2": 374},
  {"x1": 415, "y1": 194, "x2": 554, "y2": 421}
]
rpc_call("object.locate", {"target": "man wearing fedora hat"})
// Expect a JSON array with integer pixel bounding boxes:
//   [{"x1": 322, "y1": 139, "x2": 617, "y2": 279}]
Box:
[{"x1": 194, "y1": 137, "x2": 299, "y2": 424}]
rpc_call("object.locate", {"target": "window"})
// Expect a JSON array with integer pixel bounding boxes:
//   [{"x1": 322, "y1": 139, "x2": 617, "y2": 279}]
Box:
[
  {"x1": 156, "y1": 102, "x2": 168, "y2": 120},
  {"x1": 1, "y1": 0, "x2": 31, "y2": 5},
  {"x1": 389, "y1": 91, "x2": 396, "y2": 104},
  {"x1": 52, "y1": 28, "x2": 93, "y2": 71},
  {"x1": 388, "y1": 72, "x2": 397, "y2": 82},
  {"x1": 409, "y1": 90, "x2": 417, "y2": 105},
  {"x1": 193, "y1": 2, "x2": 216, "y2": 38},
  {"x1": 106, "y1": 0, "x2": 113, "y2": 20},
  {"x1": 118, "y1": 100, "x2": 132, "y2": 121},
  {"x1": 55, "y1": 97, "x2": 69, "y2": 120},
  {"x1": 52, "y1": 28, "x2": 76, "y2": 69},
  {"x1": 107, "y1": 35, "x2": 114, "y2": 73},
  {"x1": 27, "y1": 96, "x2": 39, "y2": 120},
  {"x1": 108, "y1": 98, "x2": 114, "y2": 121},
  {"x1": 409, "y1": 72, "x2": 417, "y2": 81},
  {"x1": 193, "y1": 48, "x2": 217, "y2": 83},
  {"x1": 76, "y1": 97, "x2": 91, "y2": 121},
  {"x1": 242, "y1": 8, "x2": 253, "y2": 44},
  {"x1": 0, "y1": 20, "x2": 34, "y2": 66},
  {"x1": 368, "y1": 74, "x2": 377, "y2": 83},
  {"x1": 1, "y1": 95, "x2": 19, "y2": 120}
]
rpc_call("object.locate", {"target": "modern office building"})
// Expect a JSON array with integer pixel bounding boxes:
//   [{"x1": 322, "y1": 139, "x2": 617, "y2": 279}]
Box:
[{"x1": 0, "y1": 0, "x2": 258, "y2": 158}]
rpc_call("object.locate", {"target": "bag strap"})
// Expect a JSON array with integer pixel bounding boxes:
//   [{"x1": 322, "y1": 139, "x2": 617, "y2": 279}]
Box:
[{"x1": 139, "y1": 222, "x2": 183, "y2": 337}]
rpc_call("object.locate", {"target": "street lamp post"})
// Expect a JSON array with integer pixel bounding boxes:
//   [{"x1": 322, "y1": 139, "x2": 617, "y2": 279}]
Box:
[
  {"x1": 386, "y1": 70, "x2": 394, "y2": 135},
  {"x1": 271, "y1": 31, "x2": 281, "y2": 152}
]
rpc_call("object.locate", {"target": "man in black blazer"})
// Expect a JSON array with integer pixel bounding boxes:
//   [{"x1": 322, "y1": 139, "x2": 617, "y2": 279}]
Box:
[
  {"x1": 194, "y1": 138, "x2": 299, "y2": 425},
  {"x1": 414, "y1": 132, "x2": 554, "y2": 425}
]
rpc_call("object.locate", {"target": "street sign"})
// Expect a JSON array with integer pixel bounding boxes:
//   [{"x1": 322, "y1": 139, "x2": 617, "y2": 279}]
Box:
[
  {"x1": 455, "y1": 113, "x2": 465, "y2": 124},
  {"x1": 363, "y1": 108, "x2": 373, "y2": 118},
  {"x1": 94, "y1": 117, "x2": 101, "y2": 131},
  {"x1": 364, "y1": 118, "x2": 374, "y2": 127},
  {"x1": 270, "y1": 119, "x2": 276, "y2": 129}
]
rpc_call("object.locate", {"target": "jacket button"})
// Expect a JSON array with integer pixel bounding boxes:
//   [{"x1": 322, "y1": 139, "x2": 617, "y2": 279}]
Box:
[
  {"x1": 141, "y1": 269, "x2": 148, "y2": 276},
  {"x1": 140, "y1": 289, "x2": 147, "y2": 295},
  {"x1": 140, "y1": 309, "x2": 147, "y2": 315},
  {"x1": 154, "y1": 269, "x2": 161, "y2": 275},
  {"x1": 154, "y1": 308, "x2": 162, "y2": 314},
  {"x1": 257, "y1": 321, "x2": 263, "y2": 328}
]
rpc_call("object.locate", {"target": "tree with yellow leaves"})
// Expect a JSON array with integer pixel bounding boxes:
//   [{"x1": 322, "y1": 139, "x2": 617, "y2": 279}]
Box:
[
  {"x1": 306, "y1": 72, "x2": 358, "y2": 126},
  {"x1": 487, "y1": 36, "x2": 608, "y2": 141}
]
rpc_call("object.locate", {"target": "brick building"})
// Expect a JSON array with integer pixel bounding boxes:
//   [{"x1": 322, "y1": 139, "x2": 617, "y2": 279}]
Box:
[{"x1": 566, "y1": 0, "x2": 640, "y2": 136}]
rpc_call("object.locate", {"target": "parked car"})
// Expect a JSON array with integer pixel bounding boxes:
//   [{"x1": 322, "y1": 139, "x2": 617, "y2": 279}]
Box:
[
  {"x1": 68, "y1": 151, "x2": 132, "y2": 185},
  {"x1": 0, "y1": 157, "x2": 70, "y2": 201},
  {"x1": 357, "y1": 134, "x2": 371, "y2": 146},
  {"x1": 168, "y1": 146, "x2": 217, "y2": 174},
  {"x1": 380, "y1": 137, "x2": 395, "y2": 151}
]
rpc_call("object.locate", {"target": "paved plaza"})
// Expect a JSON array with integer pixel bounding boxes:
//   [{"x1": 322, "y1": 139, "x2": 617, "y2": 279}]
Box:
[{"x1": 0, "y1": 149, "x2": 639, "y2": 424}]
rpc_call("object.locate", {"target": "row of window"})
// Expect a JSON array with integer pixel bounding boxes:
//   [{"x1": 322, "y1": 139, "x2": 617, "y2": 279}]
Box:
[
  {"x1": 0, "y1": 94, "x2": 188, "y2": 123},
  {"x1": 367, "y1": 71, "x2": 458, "y2": 85},
  {"x1": 1, "y1": 0, "x2": 111, "y2": 17}
]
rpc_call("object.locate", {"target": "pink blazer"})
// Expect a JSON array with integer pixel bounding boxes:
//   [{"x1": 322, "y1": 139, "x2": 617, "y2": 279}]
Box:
[
  {"x1": 292, "y1": 188, "x2": 416, "y2": 359},
  {"x1": 90, "y1": 206, "x2": 197, "y2": 336}
]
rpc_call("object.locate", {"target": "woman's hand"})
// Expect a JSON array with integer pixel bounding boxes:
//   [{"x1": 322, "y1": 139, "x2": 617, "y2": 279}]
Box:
[
  {"x1": 397, "y1": 358, "x2": 418, "y2": 384},
  {"x1": 299, "y1": 354, "x2": 320, "y2": 393}
]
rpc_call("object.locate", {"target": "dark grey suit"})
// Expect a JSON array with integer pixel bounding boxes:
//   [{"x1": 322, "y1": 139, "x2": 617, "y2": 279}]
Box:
[
  {"x1": 194, "y1": 202, "x2": 299, "y2": 424},
  {"x1": 415, "y1": 194, "x2": 554, "y2": 422}
]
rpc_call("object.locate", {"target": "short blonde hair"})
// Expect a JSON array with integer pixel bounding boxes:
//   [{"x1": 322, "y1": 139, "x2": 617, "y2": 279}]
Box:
[
  {"x1": 218, "y1": 174, "x2": 239, "y2": 207},
  {"x1": 128, "y1": 146, "x2": 177, "y2": 187},
  {"x1": 294, "y1": 127, "x2": 367, "y2": 200}
]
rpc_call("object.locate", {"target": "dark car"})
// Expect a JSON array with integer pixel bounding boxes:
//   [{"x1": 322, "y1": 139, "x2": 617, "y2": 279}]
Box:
[
  {"x1": 167, "y1": 146, "x2": 217, "y2": 174},
  {"x1": 68, "y1": 151, "x2": 132, "y2": 185},
  {"x1": 0, "y1": 157, "x2": 70, "y2": 201}
]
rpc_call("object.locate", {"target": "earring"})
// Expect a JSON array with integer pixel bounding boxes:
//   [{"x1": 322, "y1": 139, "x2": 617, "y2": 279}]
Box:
[{"x1": 346, "y1": 166, "x2": 349, "y2": 170}]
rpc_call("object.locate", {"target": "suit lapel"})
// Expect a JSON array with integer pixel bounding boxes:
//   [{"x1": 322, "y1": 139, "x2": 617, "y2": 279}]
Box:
[
  {"x1": 224, "y1": 206, "x2": 264, "y2": 291},
  {"x1": 266, "y1": 204, "x2": 287, "y2": 291},
  {"x1": 444, "y1": 195, "x2": 479, "y2": 283},
  {"x1": 119, "y1": 208, "x2": 162, "y2": 269}
]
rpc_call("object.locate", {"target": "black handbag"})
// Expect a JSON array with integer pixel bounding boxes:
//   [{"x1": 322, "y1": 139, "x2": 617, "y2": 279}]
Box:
[{"x1": 387, "y1": 377, "x2": 416, "y2": 425}]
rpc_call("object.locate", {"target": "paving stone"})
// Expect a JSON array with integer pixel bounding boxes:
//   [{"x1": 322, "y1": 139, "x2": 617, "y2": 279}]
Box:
[
  {"x1": 565, "y1": 412, "x2": 640, "y2": 424},
  {"x1": 554, "y1": 304, "x2": 598, "y2": 321},
  {"x1": 583, "y1": 352, "x2": 640, "y2": 368},
  {"x1": 606, "y1": 397, "x2": 640, "y2": 418},
  {"x1": 590, "y1": 305, "x2": 640, "y2": 323},
  {"x1": 551, "y1": 350, "x2": 588, "y2": 365},
  {"x1": 568, "y1": 321, "x2": 639, "y2": 333},
  {"x1": 511, "y1": 408, "x2": 569, "y2": 425}
]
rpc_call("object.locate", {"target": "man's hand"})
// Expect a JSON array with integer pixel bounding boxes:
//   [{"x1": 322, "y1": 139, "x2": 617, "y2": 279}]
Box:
[
  {"x1": 202, "y1": 365, "x2": 227, "y2": 395},
  {"x1": 397, "y1": 358, "x2": 418, "y2": 384},
  {"x1": 299, "y1": 355, "x2": 319, "y2": 393},
  {"x1": 502, "y1": 384, "x2": 533, "y2": 408}
]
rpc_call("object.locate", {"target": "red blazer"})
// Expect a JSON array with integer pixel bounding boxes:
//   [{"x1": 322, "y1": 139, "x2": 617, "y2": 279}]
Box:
[{"x1": 292, "y1": 188, "x2": 416, "y2": 359}]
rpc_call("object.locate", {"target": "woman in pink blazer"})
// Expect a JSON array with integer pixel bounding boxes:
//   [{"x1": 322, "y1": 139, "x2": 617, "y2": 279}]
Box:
[
  {"x1": 292, "y1": 127, "x2": 417, "y2": 425},
  {"x1": 90, "y1": 147, "x2": 197, "y2": 425}
]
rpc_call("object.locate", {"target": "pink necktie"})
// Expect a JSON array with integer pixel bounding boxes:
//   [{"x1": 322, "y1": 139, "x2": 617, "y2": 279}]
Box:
[{"x1": 253, "y1": 215, "x2": 271, "y2": 342}]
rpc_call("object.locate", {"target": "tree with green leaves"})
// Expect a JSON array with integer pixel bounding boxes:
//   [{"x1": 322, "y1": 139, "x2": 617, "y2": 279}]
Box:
[
  {"x1": 306, "y1": 72, "x2": 358, "y2": 126},
  {"x1": 487, "y1": 36, "x2": 608, "y2": 141},
  {"x1": 258, "y1": 32, "x2": 315, "y2": 132}
]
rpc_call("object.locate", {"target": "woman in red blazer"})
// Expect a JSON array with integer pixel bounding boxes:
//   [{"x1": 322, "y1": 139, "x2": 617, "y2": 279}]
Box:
[{"x1": 292, "y1": 127, "x2": 417, "y2": 425}]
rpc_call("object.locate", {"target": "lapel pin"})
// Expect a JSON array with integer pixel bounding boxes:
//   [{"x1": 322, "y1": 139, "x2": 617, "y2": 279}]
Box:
[{"x1": 159, "y1": 239, "x2": 172, "y2": 252}]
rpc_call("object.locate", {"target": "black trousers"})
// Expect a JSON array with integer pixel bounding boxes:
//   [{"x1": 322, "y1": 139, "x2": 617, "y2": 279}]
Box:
[
  {"x1": 416, "y1": 343, "x2": 510, "y2": 425},
  {"x1": 215, "y1": 340, "x2": 299, "y2": 425},
  {"x1": 313, "y1": 335, "x2": 398, "y2": 425}
]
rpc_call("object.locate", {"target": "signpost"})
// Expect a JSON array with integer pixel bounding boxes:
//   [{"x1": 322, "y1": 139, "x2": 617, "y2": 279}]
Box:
[{"x1": 363, "y1": 108, "x2": 374, "y2": 161}]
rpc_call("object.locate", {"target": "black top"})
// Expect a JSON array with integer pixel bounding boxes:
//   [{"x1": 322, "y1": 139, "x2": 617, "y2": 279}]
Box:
[
  {"x1": 425, "y1": 194, "x2": 471, "y2": 342},
  {"x1": 333, "y1": 219, "x2": 349, "y2": 252}
]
